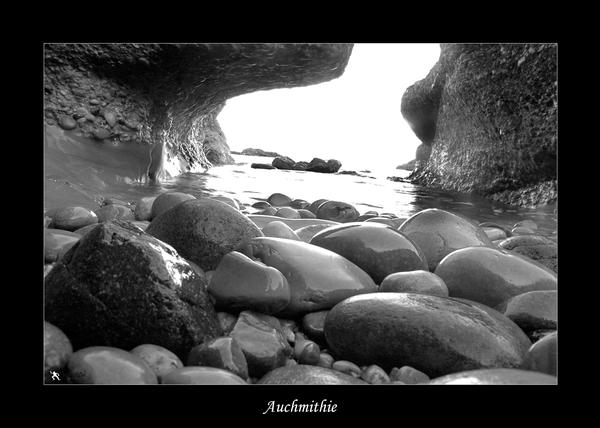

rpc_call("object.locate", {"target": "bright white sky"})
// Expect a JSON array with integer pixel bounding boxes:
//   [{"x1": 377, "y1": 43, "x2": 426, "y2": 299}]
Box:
[{"x1": 219, "y1": 43, "x2": 440, "y2": 171}]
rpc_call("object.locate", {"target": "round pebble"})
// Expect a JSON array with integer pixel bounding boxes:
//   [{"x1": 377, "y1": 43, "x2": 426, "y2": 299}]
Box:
[
  {"x1": 130, "y1": 344, "x2": 183, "y2": 380},
  {"x1": 379, "y1": 270, "x2": 449, "y2": 297},
  {"x1": 267, "y1": 193, "x2": 292, "y2": 207},
  {"x1": 47, "y1": 206, "x2": 98, "y2": 231},
  {"x1": 332, "y1": 360, "x2": 362, "y2": 378}
]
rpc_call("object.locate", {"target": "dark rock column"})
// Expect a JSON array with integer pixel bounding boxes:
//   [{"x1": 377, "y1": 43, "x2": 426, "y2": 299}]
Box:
[{"x1": 401, "y1": 44, "x2": 557, "y2": 207}]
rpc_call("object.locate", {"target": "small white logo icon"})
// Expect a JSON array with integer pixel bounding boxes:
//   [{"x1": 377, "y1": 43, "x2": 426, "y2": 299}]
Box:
[{"x1": 50, "y1": 371, "x2": 61, "y2": 381}]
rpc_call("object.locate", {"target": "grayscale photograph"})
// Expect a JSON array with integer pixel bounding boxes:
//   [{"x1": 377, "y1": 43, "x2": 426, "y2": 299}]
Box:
[{"x1": 43, "y1": 43, "x2": 558, "y2": 388}]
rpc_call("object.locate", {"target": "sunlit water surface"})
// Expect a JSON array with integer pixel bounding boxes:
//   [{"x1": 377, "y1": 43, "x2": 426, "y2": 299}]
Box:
[{"x1": 44, "y1": 126, "x2": 557, "y2": 237}]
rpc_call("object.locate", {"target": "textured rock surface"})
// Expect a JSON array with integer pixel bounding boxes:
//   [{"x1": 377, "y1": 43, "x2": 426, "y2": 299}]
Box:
[
  {"x1": 257, "y1": 364, "x2": 367, "y2": 385},
  {"x1": 324, "y1": 293, "x2": 531, "y2": 377},
  {"x1": 44, "y1": 221, "x2": 221, "y2": 359},
  {"x1": 401, "y1": 44, "x2": 556, "y2": 207},
  {"x1": 44, "y1": 44, "x2": 353, "y2": 180},
  {"x1": 498, "y1": 234, "x2": 558, "y2": 273}
]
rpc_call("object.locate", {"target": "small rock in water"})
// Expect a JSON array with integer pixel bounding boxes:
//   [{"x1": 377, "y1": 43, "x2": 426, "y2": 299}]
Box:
[
  {"x1": 498, "y1": 234, "x2": 557, "y2": 273},
  {"x1": 361, "y1": 365, "x2": 390, "y2": 384},
  {"x1": 134, "y1": 196, "x2": 157, "y2": 221},
  {"x1": 332, "y1": 360, "x2": 362, "y2": 378},
  {"x1": 102, "y1": 109, "x2": 117, "y2": 127},
  {"x1": 316, "y1": 200, "x2": 359, "y2": 223},
  {"x1": 130, "y1": 344, "x2": 183, "y2": 381},
  {"x1": 389, "y1": 366, "x2": 430, "y2": 384},
  {"x1": 186, "y1": 336, "x2": 249, "y2": 380},
  {"x1": 58, "y1": 115, "x2": 77, "y2": 130},
  {"x1": 297, "y1": 209, "x2": 316, "y2": 219},
  {"x1": 272, "y1": 156, "x2": 296, "y2": 170},
  {"x1": 47, "y1": 206, "x2": 98, "y2": 231},
  {"x1": 275, "y1": 207, "x2": 301, "y2": 219},
  {"x1": 482, "y1": 227, "x2": 507, "y2": 241},
  {"x1": 261, "y1": 220, "x2": 301, "y2": 241},
  {"x1": 290, "y1": 199, "x2": 310, "y2": 209},
  {"x1": 150, "y1": 192, "x2": 196, "y2": 220},
  {"x1": 161, "y1": 367, "x2": 247, "y2": 384},
  {"x1": 379, "y1": 270, "x2": 449, "y2": 297},
  {"x1": 67, "y1": 346, "x2": 158, "y2": 384},
  {"x1": 512, "y1": 226, "x2": 536, "y2": 235},
  {"x1": 308, "y1": 199, "x2": 329, "y2": 214},
  {"x1": 267, "y1": 192, "x2": 293, "y2": 207},
  {"x1": 92, "y1": 128, "x2": 111, "y2": 140},
  {"x1": 252, "y1": 201, "x2": 272, "y2": 210},
  {"x1": 298, "y1": 341, "x2": 321, "y2": 366},
  {"x1": 94, "y1": 204, "x2": 135, "y2": 222},
  {"x1": 259, "y1": 206, "x2": 278, "y2": 216}
]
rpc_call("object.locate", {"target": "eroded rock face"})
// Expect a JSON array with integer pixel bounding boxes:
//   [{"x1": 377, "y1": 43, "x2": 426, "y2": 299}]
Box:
[
  {"x1": 44, "y1": 221, "x2": 222, "y2": 359},
  {"x1": 401, "y1": 44, "x2": 557, "y2": 207},
  {"x1": 44, "y1": 44, "x2": 353, "y2": 179}
]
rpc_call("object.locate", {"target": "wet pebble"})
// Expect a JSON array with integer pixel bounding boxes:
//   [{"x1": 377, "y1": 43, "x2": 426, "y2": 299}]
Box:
[
  {"x1": 523, "y1": 331, "x2": 557, "y2": 376},
  {"x1": 297, "y1": 209, "x2": 316, "y2": 219},
  {"x1": 275, "y1": 206, "x2": 301, "y2": 219},
  {"x1": 94, "y1": 204, "x2": 135, "y2": 222},
  {"x1": 361, "y1": 365, "x2": 390, "y2": 384},
  {"x1": 380, "y1": 270, "x2": 448, "y2": 297},
  {"x1": 257, "y1": 364, "x2": 367, "y2": 385},
  {"x1": 310, "y1": 222, "x2": 428, "y2": 284},
  {"x1": 47, "y1": 206, "x2": 98, "y2": 231},
  {"x1": 295, "y1": 224, "x2": 335, "y2": 242},
  {"x1": 427, "y1": 368, "x2": 556, "y2": 385},
  {"x1": 482, "y1": 227, "x2": 507, "y2": 241},
  {"x1": 161, "y1": 367, "x2": 247, "y2": 384},
  {"x1": 261, "y1": 220, "x2": 301, "y2": 240},
  {"x1": 302, "y1": 310, "x2": 329, "y2": 342},
  {"x1": 290, "y1": 199, "x2": 310, "y2": 209},
  {"x1": 389, "y1": 366, "x2": 430, "y2": 384},
  {"x1": 332, "y1": 360, "x2": 362, "y2": 378},
  {"x1": 252, "y1": 201, "x2": 272, "y2": 210},
  {"x1": 399, "y1": 208, "x2": 492, "y2": 271},
  {"x1": 316, "y1": 200, "x2": 359, "y2": 223},
  {"x1": 435, "y1": 246, "x2": 557, "y2": 308},
  {"x1": 187, "y1": 336, "x2": 249, "y2": 380},
  {"x1": 58, "y1": 115, "x2": 77, "y2": 130},
  {"x1": 67, "y1": 346, "x2": 158, "y2": 384},
  {"x1": 297, "y1": 341, "x2": 321, "y2": 365},
  {"x1": 130, "y1": 344, "x2": 183, "y2": 381},
  {"x1": 208, "y1": 251, "x2": 290, "y2": 314},
  {"x1": 217, "y1": 312, "x2": 238, "y2": 335},
  {"x1": 496, "y1": 290, "x2": 557, "y2": 334},
  {"x1": 44, "y1": 321, "x2": 73, "y2": 382},
  {"x1": 267, "y1": 193, "x2": 292, "y2": 207},
  {"x1": 44, "y1": 228, "x2": 80, "y2": 262},
  {"x1": 134, "y1": 196, "x2": 157, "y2": 221},
  {"x1": 150, "y1": 192, "x2": 196, "y2": 219},
  {"x1": 498, "y1": 234, "x2": 557, "y2": 273},
  {"x1": 317, "y1": 352, "x2": 334, "y2": 369}
]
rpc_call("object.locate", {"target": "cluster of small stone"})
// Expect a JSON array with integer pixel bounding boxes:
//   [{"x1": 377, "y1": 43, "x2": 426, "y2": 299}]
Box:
[{"x1": 44, "y1": 191, "x2": 557, "y2": 385}]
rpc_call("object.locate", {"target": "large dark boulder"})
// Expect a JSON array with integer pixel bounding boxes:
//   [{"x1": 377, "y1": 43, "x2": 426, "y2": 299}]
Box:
[
  {"x1": 401, "y1": 44, "x2": 557, "y2": 206},
  {"x1": 44, "y1": 221, "x2": 222, "y2": 360},
  {"x1": 44, "y1": 44, "x2": 353, "y2": 181}
]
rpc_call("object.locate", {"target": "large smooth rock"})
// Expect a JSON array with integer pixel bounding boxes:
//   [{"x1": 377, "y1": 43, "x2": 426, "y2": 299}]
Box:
[
  {"x1": 257, "y1": 364, "x2": 367, "y2": 385},
  {"x1": 134, "y1": 196, "x2": 157, "y2": 221},
  {"x1": 498, "y1": 234, "x2": 558, "y2": 273},
  {"x1": 295, "y1": 224, "x2": 335, "y2": 242},
  {"x1": 67, "y1": 346, "x2": 158, "y2": 384},
  {"x1": 310, "y1": 223, "x2": 428, "y2": 284},
  {"x1": 229, "y1": 310, "x2": 293, "y2": 377},
  {"x1": 130, "y1": 344, "x2": 183, "y2": 381},
  {"x1": 187, "y1": 336, "x2": 249, "y2": 380},
  {"x1": 208, "y1": 251, "x2": 291, "y2": 315},
  {"x1": 240, "y1": 237, "x2": 377, "y2": 317},
  {"x1": 44, "y1": 321, "x2": 73, "y2": 382},
  {"x1": 523, "y1": 331, "x2": 557, "y2": 376},
  {"x1": 379, "y1": 270, "x2": 448, "y2": 297},
  {"x1": 427, "y1": 368, "x2": 557, "y2": 385},
  {"x1": 324, "y1": 293, "x2": 532, "y2": 377},
  {"x1": 316, "y1": 201, "x2": 359, "y2": 223},
  {"x1": 496, "y1": 290, "x2": 557, "y2": 333},
  {"x1": 44, "y1": 221, "x2": 221, "y2": 359},
  {"x1": 44, "y1": 229, "x2": 81, "y2": 263},
  {"x1": 46, "y1": 206, "x2": 98, "y2": 231},
  {"x1": 161, "y1": 367, "x2": 247, "y2": 384},
  {"x1": 147, "y1": 199, "x2": 263, "y2": 271},
  {"x1": 434, "y1": 246, "x2": 557, "y2": 308},
  {"x1": 399, "y1": 209, "x2": 493, "y2": 271},
  {"x1": 302, "y1": 310, "x2": 329, "y2": 343},
  {"x1": 150, "y1": 192, "x2": 196, "y2": 219},
  {"x1": 247, "y1": 215, "x2": 338, "y2": 230}
]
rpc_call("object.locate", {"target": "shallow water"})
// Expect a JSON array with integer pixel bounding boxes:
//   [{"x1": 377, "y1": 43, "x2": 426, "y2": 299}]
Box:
[{"x1": 44, "y1": 126, "x2": 557, "y2": 236}]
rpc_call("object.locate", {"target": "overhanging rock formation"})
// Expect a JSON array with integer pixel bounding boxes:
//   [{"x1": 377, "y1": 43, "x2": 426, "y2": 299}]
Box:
[
  {"x1": 401, "y1": 43, "x2": 557, "y2": 207},
  {"x1": 44, "y1": 43, "x2": 353, "y2": 181}
]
